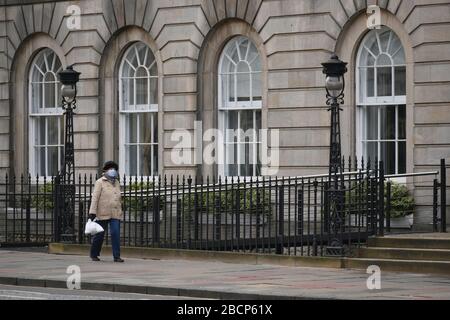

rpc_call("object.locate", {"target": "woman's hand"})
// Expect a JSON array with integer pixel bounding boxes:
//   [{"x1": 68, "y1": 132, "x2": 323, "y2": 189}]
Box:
[{"x1": 89, "y1": 214, "x2": 97, "y2": 221}]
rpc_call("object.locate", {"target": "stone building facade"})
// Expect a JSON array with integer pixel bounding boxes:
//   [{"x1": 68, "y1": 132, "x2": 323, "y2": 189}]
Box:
[{"x1": 0, "y1": 0, "x2": 449, "y2": 225}]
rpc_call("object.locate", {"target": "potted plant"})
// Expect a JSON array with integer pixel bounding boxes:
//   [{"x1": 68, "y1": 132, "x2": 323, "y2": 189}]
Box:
[
  {"x1": 385, "y1": 182, "x2": 415, "y2": 229},
  {"x1": 180, "y1": 185, "x2": 273, "y2": 240},
  {"x1": 181, "y1": 185, "x2": 272, "y2": 221},
  {"x1": 340, "y1": 180, "x2": 415, "y2": 229},
  {"x1": 123, "y1": 182, "x2": 165, "y2": 222},
  {"x1": 31, "y1": 183, "x2": 54, "y2": 211}
]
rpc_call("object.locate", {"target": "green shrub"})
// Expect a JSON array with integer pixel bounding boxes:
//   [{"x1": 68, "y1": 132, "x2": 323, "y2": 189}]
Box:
[
  {"x1": 387, "y1": 183, "x2": 415, "y2": 218},
  {"x1": 343, "y1": 180, "x2": 415, "y2": 218},
  {"x1": 31, "y1": 183, "x2": 54, "y2": 210},
  {"x1": 123, "y1": 182, "x2": 165, "y2": 213},
  {"x1": 181, "y1": 185, "x2": 272, "y2": 217}
]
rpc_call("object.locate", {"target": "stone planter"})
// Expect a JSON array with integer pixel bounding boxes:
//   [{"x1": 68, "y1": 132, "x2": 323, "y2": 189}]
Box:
[{"x1": 387, "y1": 214, "x2": 413, "y2": 229}]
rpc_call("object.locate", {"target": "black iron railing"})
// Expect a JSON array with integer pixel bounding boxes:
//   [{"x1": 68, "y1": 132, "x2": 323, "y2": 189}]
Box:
[{"x1": 0, "y1": 159, "x2": 447, "y2": 257}]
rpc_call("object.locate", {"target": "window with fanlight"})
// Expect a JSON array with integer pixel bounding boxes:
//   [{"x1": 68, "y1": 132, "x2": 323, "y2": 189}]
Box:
[
  {"x1": 119, "y1": 42, "x2": 158, "y2": 176},
  {"x1": 218, "y1": 36, "x2": 262, "y2": 177},
  {"x1": 29, "y1": 48, "x2": 64, "y2": 176},
  {"x1": 356, "y1": 27, "x2": 406, "y2": 174}
]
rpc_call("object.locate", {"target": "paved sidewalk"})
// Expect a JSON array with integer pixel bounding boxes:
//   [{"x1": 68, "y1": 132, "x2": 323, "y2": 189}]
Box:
[{"x1": 1, "y1": 250, "x2": 450, "y2": 300}]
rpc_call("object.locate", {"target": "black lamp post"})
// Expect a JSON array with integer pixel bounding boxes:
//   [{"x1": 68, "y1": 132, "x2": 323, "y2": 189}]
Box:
[
  {"x1": 56, "y1": 65, "x2": 80, "y2": 243},
  {"x1": 322, "y1": 54, "x2": 348, "y2": 255}
]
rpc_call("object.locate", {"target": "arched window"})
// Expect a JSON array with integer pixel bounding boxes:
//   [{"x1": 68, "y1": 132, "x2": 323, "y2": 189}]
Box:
[
  {"x1": 29, "y1": 48, "x2": 63, "y2": 176},
  {"x1": 119, "y1": 42, "x2": 158, "y2": 176},
  {"x1": 218, "y1": 36, "x2": 262, "y2": 177},
  {"x1": 357, "y1": 27, "x2": 406, "y2": 174}
]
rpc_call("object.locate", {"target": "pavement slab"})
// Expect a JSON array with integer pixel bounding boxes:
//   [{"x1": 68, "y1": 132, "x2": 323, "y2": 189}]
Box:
[{"x1": 0, "y1": 250, "x2": 450, "y2": 300}]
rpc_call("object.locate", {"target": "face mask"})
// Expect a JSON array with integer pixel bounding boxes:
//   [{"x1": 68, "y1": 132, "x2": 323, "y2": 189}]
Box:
[{"x1": 105, "y1": 168, "x2": 118, "y2": 181}]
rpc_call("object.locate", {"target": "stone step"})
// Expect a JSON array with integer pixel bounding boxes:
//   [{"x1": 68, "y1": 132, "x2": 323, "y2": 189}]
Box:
[
  {"x1": 357, "y1": 247, "x2": 450, "y2": 261},
  {"x1": 368, "y1": 237, "x2": 450, "y2": 250},
  {"x1": 345, "y1": 257, "x2": 450, "y2": 275}
]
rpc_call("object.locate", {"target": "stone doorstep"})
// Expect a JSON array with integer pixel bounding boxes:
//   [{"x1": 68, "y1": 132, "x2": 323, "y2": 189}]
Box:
[
  {"x1": 343, "y1": 258, "x2": 450, "y2": 276},
  {"x1": 356, "y1": 247, "x2": 450, "y2": 261},
  {"x1": 367, "y1": 237, "x2": 450, "y2": 250}
]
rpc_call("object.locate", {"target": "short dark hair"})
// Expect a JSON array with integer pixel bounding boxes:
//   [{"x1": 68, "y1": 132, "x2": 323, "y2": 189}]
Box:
[{"x1": 102, "y1": 161, "x2": 119, "y2": 171}]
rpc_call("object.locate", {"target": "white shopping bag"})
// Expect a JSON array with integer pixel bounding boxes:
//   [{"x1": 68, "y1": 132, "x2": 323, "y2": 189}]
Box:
[{"x1": 84, "y1": 219, "x2": 104, "y2": 235}]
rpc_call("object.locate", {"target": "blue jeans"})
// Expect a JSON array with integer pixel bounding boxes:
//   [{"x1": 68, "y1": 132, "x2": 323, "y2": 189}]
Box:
[{"x1": 90, "y1": 219, "x2": 121, "y2": 259}]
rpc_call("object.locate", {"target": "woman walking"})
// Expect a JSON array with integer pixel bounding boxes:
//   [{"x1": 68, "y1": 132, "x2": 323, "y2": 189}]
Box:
[{"x1": 88, "y1": 161, "x2": 124, "y2": 262}]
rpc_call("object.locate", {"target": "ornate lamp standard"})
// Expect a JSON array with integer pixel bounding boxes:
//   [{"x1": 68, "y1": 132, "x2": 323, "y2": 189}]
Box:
[
  {"x1": 55, "y1": 65, "x2": 80, "y2": 243},
  {"x1": 322, "y1": 54, "x2": 348, "y2": 255}
]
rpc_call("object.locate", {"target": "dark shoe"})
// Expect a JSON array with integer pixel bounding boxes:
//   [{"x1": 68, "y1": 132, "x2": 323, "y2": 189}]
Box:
[
  {"x1": 91, "y1": 256, "x2": 100, "y2": 261},
  {"x1": 114, "y1": 257, "x2": 124, "y2": 263}
]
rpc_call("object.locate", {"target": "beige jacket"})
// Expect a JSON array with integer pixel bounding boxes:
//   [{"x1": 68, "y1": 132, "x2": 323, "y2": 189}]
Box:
[{"x1": 88, "y1": 176, "x2": 123, "y2": 221}]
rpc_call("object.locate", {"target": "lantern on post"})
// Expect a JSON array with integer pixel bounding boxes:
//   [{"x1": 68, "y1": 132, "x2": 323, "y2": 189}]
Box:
[
  {"x1": 55, "y1": 65, "x2": 80, "y2": 243},
  {"x1": 322, "y1": 54, "x2": 348, "y2": 256}
]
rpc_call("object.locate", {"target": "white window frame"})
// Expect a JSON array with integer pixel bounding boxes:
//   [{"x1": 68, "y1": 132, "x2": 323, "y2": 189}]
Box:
[
  {"x1": 118, "y1": 42, "x2": 159, "y2": 177},
  {"x1": 356, "y1": 28, "x2": 406, "y2": 106},
  {"x1": 28, "y1": 48, "x2": 64, "y2": 177},
  {"x1": 357, "y1": 105, "x2": 406, "y2": 174},
  {"x1": 218, "y1": 36, "x2": 262, "y2": 178},
  {"x1": 356, "y1": 27, "x2": 407, "y2": 176}
]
